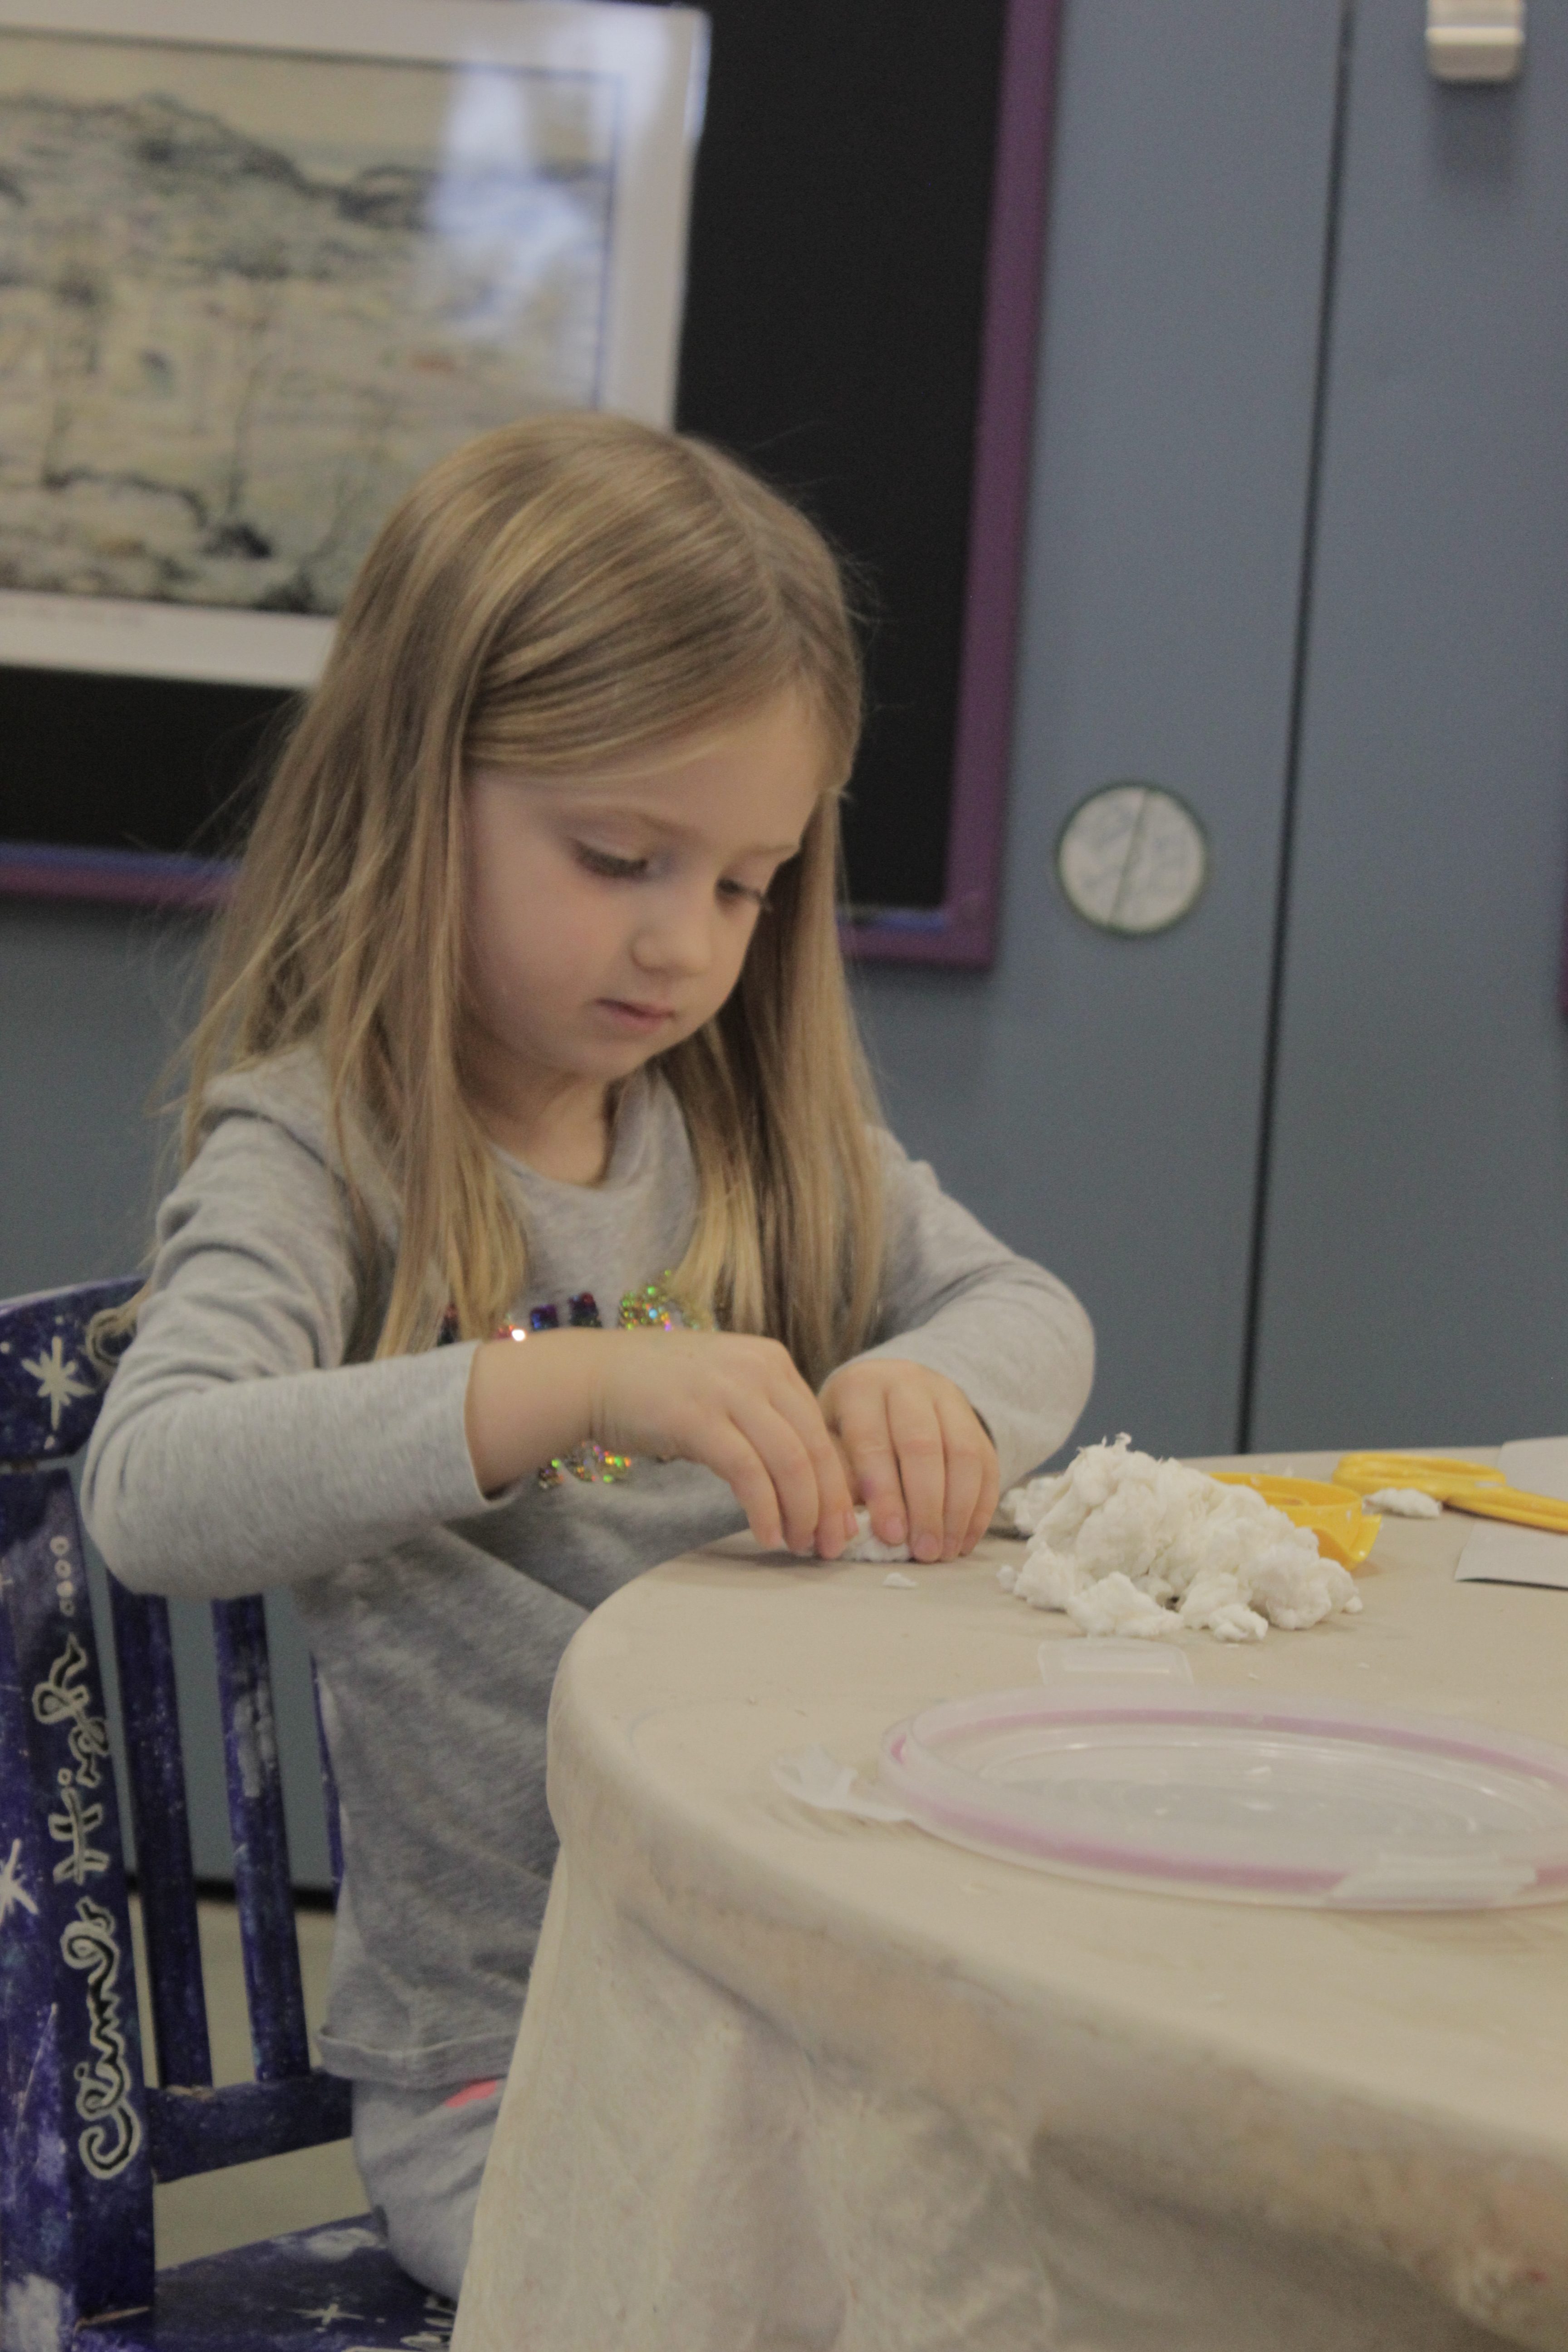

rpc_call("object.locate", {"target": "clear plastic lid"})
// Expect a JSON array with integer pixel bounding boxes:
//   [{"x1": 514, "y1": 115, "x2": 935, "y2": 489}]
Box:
[{"x1": 876, "y1": 1651, "x2": 1568, "y2": 1907}]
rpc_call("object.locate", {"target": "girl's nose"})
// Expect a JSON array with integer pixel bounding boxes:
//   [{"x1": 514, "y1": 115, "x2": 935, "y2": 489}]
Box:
[{"x1": 631, "y1": 893, "x2": 714, "y2": 977}]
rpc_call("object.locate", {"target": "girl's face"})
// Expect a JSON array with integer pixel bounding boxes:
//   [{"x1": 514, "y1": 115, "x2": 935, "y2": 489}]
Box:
[{"x1": 462, "y1": 692, "x2": 825, "y2": 1133}]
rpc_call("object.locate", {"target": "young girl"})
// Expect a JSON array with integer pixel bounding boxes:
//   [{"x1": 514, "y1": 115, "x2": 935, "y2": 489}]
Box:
[{"x1": 83, "y1": 412, "x2": 1093, "y2": 2300}]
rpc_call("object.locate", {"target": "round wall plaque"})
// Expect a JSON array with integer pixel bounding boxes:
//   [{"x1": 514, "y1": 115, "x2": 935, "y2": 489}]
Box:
[{"x1": 1054, "y1": 783, "x2": 1208, "y2": 936}]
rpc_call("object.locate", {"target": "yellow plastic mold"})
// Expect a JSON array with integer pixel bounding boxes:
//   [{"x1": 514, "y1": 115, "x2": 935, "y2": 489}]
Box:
[
  {"x1": 1210, "y1": 1473, "x2": 1382, "y2": 1570},
  {"x1": 1336, "y1": 1452, "x2": 1568, "y2": 1535}
]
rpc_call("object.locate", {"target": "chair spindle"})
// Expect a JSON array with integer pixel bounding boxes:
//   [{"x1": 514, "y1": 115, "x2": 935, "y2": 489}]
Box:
[
  {"x1": 311, "y1": 1663, "x2": 345, "y2": 1899},
  {"x1": 109, "y1": 1582, "x2": 213, "y2": 2089},
  {"x1": 211, "y1": 1596, "x2": 310, "y2": 2081}
]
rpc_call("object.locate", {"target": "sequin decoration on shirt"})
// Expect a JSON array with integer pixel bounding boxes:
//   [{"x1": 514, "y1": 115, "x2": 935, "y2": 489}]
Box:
[{"x1": 619, "y1": 1277, "x2": 713, "y2": 1333}]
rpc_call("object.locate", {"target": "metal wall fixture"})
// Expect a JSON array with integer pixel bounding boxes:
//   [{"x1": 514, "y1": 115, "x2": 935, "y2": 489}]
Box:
[
  {"x1": 1054, "y1": 784, "x2": 1209, "y2": 937},
  {"x1": 1426, "y1": 0, "x2": 1525, "y2": 83}
]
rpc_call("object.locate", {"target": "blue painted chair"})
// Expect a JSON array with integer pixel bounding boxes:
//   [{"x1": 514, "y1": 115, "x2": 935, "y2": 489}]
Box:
[{"x1": 0, "y1": 1279, "x2": 452, "y2": 2348}]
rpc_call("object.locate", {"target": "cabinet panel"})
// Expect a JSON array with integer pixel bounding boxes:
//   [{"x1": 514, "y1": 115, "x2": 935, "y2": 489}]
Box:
[{"x1": 1251, "y1": 0, "x2": 1568, "y2": 1447}]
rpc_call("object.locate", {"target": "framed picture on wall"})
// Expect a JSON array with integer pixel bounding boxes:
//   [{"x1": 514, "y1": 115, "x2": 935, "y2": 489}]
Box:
[
  {"x1": 0, "y1": 0, "x2": 706, "y2": 690},
  {"x1": 1, "y1": 0, "x2": 1063, "y2": 965}
]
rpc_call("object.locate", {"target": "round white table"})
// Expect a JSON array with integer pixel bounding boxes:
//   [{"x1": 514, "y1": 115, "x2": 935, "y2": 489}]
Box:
[{"x1": 452, "y1": 1455, "x2": 1568, "y2": 2352}]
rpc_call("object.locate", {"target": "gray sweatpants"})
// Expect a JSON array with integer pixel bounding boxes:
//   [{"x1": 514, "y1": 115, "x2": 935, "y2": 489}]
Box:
[{"x1": 352, "y1": 2076, "x2": 503, "y2": 2301}]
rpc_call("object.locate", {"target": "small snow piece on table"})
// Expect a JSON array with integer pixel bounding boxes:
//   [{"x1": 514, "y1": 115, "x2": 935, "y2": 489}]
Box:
[{"x1": 1364, "y1": 1487, "x2": 1443, "y2": 1518}]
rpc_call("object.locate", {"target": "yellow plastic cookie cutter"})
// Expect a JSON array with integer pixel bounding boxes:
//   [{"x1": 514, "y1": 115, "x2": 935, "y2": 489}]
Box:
[
  {"x1": 1335, "y1": 1452, "x2": 1568, "y2": 1535},
  {"x1": 1209, "y1": 1473, "x2": 1382, "y2": 1570}
]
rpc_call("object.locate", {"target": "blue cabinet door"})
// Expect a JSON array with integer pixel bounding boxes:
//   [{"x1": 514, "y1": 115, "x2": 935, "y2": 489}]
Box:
[{"x1": 1250, "y1": 0, "x2": 1568, "y2": 1448}]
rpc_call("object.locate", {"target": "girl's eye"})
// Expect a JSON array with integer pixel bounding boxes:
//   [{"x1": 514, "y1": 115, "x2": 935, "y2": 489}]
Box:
[
  {"x1": 574, "y1": 843, "x2": 648, "y2": 881},
  {"x1": 719, "y1": 878, "x2": 771, "y2": 909}
]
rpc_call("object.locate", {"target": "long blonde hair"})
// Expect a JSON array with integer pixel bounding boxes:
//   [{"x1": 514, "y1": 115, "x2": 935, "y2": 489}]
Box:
[{"x1": 173, "y1": 413, "x2": 885, "y2": 1382}]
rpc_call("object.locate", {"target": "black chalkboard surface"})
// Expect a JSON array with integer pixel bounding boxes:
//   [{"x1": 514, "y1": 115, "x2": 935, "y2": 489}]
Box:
[
  {"x1": 0, "y1": 0, "x2": 1059, "y2": 960},
  {"x1": 2, "y1": 668, "x2": 288, "y2": 871},
  {"x1": 678, "y1": 0, "x2": 1005, "y2": 919}
]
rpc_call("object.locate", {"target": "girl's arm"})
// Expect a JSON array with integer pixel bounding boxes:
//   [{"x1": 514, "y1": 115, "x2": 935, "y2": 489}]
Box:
[
  {"x1": 86, "y1": 1110, "x2": 854, "y2": 1598},
  {"x1": 83, "y1": 1112, "x2": 520, "y2": 1599},
  {"x1": 819, "y1": 1131, "x2": 1094, "y2": 1556}
]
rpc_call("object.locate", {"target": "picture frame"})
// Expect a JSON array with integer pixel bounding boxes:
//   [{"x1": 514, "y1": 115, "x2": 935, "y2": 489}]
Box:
[
  {"x1": 0, "y1": 0, "x2": 706, "y2": 688},
  {"x1": 0, "y1": 0, "x2": 1063, "y2": 969}
]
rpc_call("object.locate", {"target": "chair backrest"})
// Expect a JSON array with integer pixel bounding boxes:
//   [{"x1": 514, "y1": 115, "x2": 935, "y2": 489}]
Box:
[{"x1": 0, "y1": 1277, "x2": 350, "y2": 2332}]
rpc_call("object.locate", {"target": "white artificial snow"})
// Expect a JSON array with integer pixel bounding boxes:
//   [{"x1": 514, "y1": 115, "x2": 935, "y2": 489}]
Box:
[
  {"x1": 1364, "y1": 1487, "x2": 1442, "y2": 1519},
  {"x1": 1060, "y1": 1570, "x2": 1181, "y2": 1641},
  {"x1": 997, "y1": 1436, "x2": 1362, "y2": 1644},
  {"x1": 999, "y1": 1473, "x2": 1069, "y2": 1537},
  {"x1": 790, "y1": 1509, "x2": 912, "y2": 1563},
  {"x1": 883, "y1": 1571, "x2": 919, "y2": 1589},
  {"x1": 839, "y1": 1509, "x2": 914, "y2": 1564}
]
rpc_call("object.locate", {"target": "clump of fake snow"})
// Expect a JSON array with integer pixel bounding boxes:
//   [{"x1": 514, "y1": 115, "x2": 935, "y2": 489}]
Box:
[
  {"x1": 839, "y1": 1508, "x2": 913, "y2": 1564},
  {"x1": 997, "y1": 1435, "x2": 1362, "y2": 1644},
  {"x1": 1364, "y1": 1486, "x2": 1441, "y2": 1519}
]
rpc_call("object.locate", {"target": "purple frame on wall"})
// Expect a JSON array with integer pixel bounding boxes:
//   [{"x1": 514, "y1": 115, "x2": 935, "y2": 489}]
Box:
[
  {"x1": 0, "y1": 840, "x2": 235, "y2": 908},
  {"x1": 0, "y1": 0, "x2": 1063, "y2": 965}
]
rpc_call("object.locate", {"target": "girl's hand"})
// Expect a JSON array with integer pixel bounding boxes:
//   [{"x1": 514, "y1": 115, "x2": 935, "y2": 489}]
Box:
[
  {"x1": 592, "y1": 1329, "x2": 857, "y2": 1556},
  {"x1": 466, "y1": 1328, "x2": 857, "y2": 1558},
  {"x1": 818, "y1": 1360, "x2": 1000, "y2": 1563}
]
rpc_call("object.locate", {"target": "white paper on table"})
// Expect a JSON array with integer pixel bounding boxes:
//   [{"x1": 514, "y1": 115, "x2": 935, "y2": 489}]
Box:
[{"x1": 1454, "y1": 1437, "x2": 1568, "y2": 1590}]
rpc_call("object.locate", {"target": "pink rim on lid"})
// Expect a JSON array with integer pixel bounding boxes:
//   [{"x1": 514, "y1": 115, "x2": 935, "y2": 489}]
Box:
[{"x1": 875, "y1": 1684, "x2": 1568, "y2": 1909}]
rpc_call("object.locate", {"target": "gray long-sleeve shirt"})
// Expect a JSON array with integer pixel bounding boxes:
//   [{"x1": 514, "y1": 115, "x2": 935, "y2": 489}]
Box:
[{"x1": 83, "y1": 1052, "x2": 1093, "y2": 2087}]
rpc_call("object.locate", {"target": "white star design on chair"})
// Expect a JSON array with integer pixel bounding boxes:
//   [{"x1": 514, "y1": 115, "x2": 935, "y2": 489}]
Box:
[
  {"x1": 20, "y1": 1336, "x2": 93, "y2": 1431},
  {"x1": 0, "y1": 1838, "x2": 39, "y2": 1926},
  {"x1": 293, "y1": 2303, "x2": 366, "y2": 2330}
]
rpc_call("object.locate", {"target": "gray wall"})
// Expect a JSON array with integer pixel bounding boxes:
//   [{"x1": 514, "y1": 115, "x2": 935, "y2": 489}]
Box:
[{"x1": 0, "y1": 898, "x2": 199, "y2": 1298}]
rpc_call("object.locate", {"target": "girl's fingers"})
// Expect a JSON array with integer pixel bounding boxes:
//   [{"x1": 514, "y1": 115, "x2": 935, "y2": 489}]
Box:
[
  {"x1": 730, "y1": 1405, "x2": 827, "y2": 1554},
  {"x1": 822, "y1": 1363, "x2": 1000, "y2": 1563},
  {"x1": 760, "y1": 1376, "x2": 858, "y2": 1551},
  {"x1": 829, "y1": 1389, "x2": 907, "y2": 1547},
  {"x1": 699, "y1": 1424, "x2": 788, "y2": 1550},
  {"x1": 886, "y1": 1386, "x2": 947, "y2": 1563},
  {"x1": 602, "y1": 1334, "x2": 849, "y2": 1556},
  {"x1": 830, "y1": 1431, "x2": 858, "y2": 1493},
  {"x1": 924, "y1": 1387, "x2": 998, "y2": 1556},
  {"x1": 727, "y1": 1382, "x2": 852, "y2": 1558},
  {"x1": 968, "y1": 1433, "x2": 1002, "y2": 1553},
  {"x1": 935, "y1": 1392, "x2": 988, "y2": 1558}
]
